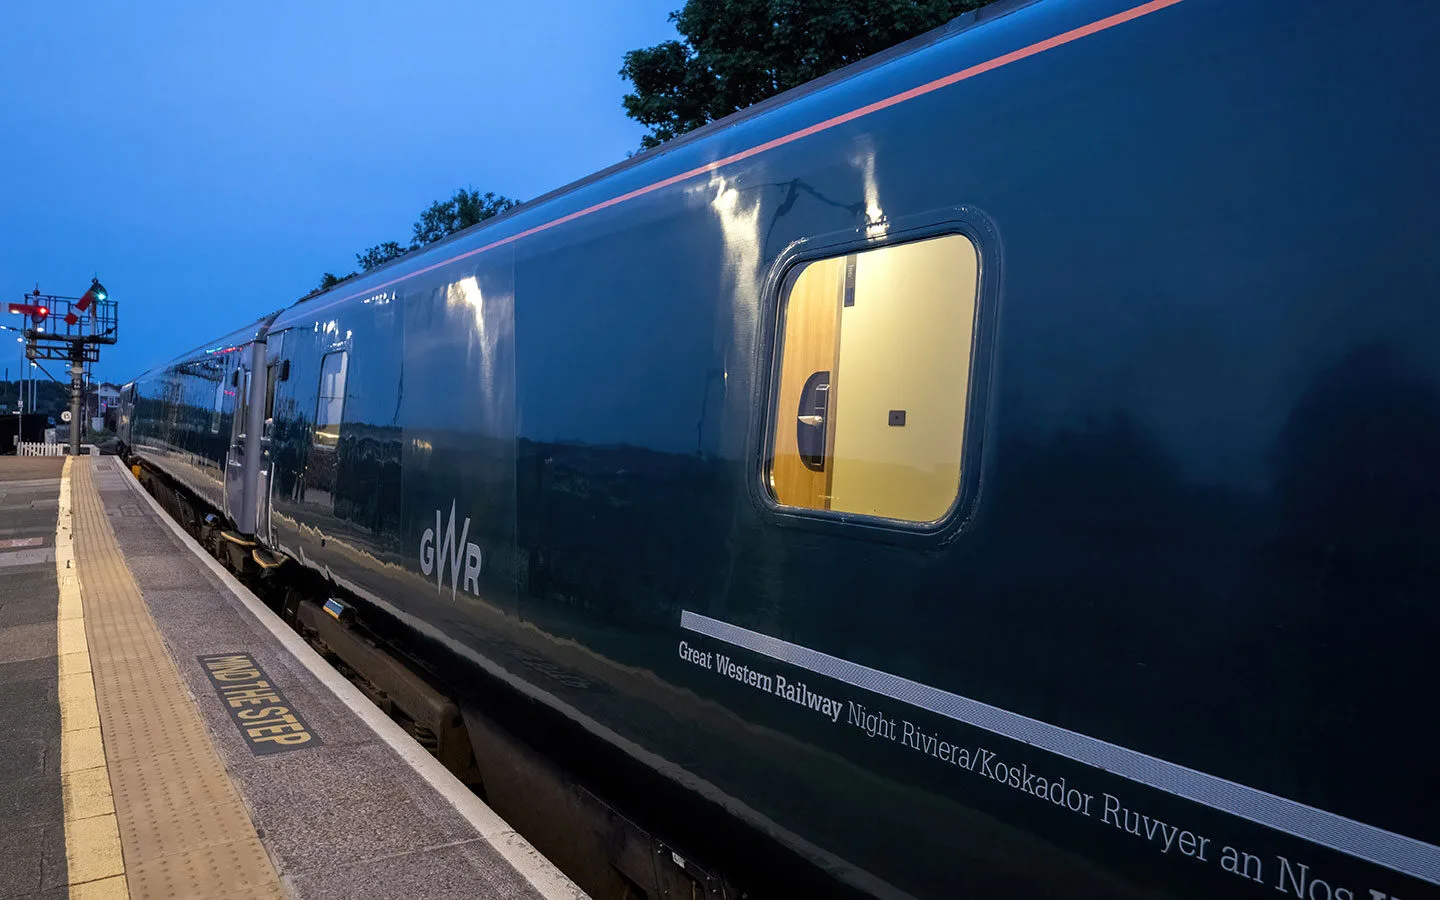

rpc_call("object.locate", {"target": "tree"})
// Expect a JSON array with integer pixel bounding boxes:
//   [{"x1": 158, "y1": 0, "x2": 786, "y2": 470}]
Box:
[
  {"x1": 308, "y1": 187, "x2": 519, "y2": 297},
  {"x1": 357, "y1": 241, "x2": 407, "y2": 272},
  {"x1": 410, "y1": 189, "x2": 519, "y2": 248},
  {"x1": 621, "y1": 0, "x2": 988, "y2": 149},
  {"x1": 305, "y1": 271, "x2": 353, "y2": 298},
  {"x1": 0, "y1": 378, "x2": 73, "y2": 418}
]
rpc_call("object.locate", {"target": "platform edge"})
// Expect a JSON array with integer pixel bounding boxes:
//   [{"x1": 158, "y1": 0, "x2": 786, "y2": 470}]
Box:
[{"x1": 114, "y1": 458, "x2": 587, "y2": 900}]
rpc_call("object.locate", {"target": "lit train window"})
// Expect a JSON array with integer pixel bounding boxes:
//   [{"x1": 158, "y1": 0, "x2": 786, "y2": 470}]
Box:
[
  {"x1": 314, "y1": 351, "x2": 348, "y2": 450},
  {"x1": 767, "y1": 233, "x2": 979, "y2": 524}
]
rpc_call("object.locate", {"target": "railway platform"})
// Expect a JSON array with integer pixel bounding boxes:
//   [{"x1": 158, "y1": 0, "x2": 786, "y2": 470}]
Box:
[{"x1": 0, "y1": 455, "x2": 583, "y2": 900}]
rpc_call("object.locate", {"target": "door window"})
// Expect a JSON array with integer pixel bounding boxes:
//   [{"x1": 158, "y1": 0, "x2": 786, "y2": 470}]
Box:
[
  {"x1": 314, "y1": 351, "x2": 348, "y2": 450},
  {"x1": 232, "y1": 368, "x2": 250, "y2": 443},
  {"x1": 210, "y1": 378, "x2": 225, "y2": 434}
]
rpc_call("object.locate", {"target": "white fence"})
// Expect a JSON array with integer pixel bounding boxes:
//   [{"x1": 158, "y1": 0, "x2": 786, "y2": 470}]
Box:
[{"x1": 17, "y1": 442, "x2": 99, "y2": 457}]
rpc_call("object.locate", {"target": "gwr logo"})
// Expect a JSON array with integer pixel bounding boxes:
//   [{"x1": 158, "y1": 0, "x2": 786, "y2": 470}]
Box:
[{"x1": 420, "y1": 501, "x2": 483, "y2": 598}]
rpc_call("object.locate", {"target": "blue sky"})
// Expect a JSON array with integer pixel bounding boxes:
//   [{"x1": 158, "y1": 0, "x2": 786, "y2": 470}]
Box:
[{"x1": 0, "y1": 1, "x2": 677, "y2": 382}]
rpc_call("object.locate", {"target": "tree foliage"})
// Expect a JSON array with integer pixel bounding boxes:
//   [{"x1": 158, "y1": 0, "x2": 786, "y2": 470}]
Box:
[
  {"x1": 621, "y1": 0, "x2": 988, "y2": 148},
  {"x1": 0, "y1": 379, "x2": 73, "y2": 418},
  {"x1": 356, "y1": 241, "x2": 407, "y2": 272},
  {"x1": 309, "y1": 187, "x2": 519, "y2": 296},
  {"x1": 410, "y1": 190, "x2": 519, "y2": 248}
]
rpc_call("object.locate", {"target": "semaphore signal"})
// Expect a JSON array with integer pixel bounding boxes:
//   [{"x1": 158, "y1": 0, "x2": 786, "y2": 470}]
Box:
[{"x1": 13, "y1": 278, "x2": 118, "y2": 455}]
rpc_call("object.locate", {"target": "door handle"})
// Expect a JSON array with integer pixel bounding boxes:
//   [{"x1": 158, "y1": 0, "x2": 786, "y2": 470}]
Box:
[{"x1": 796, "y1": 371, "x2": 830, "y2": 472}]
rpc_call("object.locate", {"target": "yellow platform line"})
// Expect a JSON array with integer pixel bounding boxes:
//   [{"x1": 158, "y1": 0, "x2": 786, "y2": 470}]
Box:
[
  {"x1": 70, "y1": 457, "x2": 284, "y2": 900},
  {"x1": 56, "y1": 456, "x2": 129, "y2": 899}
]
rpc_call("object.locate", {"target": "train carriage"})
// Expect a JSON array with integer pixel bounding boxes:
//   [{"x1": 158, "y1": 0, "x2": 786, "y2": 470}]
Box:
[{"x1": 122, "y1": 1, "x2": 1440, "y2": 897}]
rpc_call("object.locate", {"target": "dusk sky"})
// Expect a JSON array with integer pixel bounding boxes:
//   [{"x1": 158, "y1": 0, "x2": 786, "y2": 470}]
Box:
[{"x1": 0, "y1": 1, "x2": 677, "y2": 383}]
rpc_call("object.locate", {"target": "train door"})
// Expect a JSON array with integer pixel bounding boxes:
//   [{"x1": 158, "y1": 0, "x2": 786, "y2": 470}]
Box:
[
  {"x1": 302, "y1": 348, "x2": 347, "y2": 509},
  {"x1": 116, "y1": 383, "x2": 135, "y2": 447},
  {"x1": 256, "y1": 332, "x2": 288, "y2": 545},
  {"x1": 223, "y1": 359, "x2": 250, "y2": 523},
  {"x1": 280, "y1": 296, "x2": 403, "y2": 585},
  {"x1": 223, "y1": 337, "x2": 286, "y2": 537}
]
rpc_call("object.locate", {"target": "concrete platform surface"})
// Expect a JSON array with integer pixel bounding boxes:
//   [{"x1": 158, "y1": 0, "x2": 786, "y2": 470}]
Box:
[
  {"x1": 0, "y1": 457, "x2": 68, "y2": 899},
  {"x1": 0, "y1": 455, "x2": 585, "y2": 900}
]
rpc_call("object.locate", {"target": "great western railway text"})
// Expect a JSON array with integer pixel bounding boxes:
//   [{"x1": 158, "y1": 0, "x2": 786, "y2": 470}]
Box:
[{"x1": 676, "y1": 640, "x2": 1415, "y2": 900}]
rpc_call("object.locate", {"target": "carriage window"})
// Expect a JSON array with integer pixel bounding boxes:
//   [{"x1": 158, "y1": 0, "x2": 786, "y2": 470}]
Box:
[
  {"x1": 767, "y1": 233, "x2": 979, "y2": 524},
  {"x1": 314, "y1": 351, "x2": 348, "y2": 450}
]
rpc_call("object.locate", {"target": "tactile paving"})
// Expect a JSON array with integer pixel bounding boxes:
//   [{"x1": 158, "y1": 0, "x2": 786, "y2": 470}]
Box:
[{"x1": 70, "y1": 459, "x2": 283, "y2": 899}]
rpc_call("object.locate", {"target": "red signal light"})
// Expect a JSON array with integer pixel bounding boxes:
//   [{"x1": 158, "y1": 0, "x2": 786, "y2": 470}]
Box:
[{"x1": 6, "y1": 302, "x2": 49, "y2": 319}]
